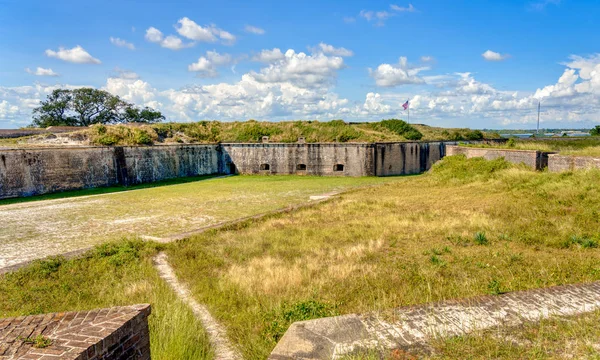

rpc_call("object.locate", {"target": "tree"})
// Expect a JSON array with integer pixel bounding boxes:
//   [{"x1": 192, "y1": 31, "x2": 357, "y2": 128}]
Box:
[
  {"x1": 122, "y1": 106, "x2": 165, "y2": 123},
  {"x1": 591, "y1": 125, "x2": 600, "y2": 136},
  {"x1": 70, "y1": 88, "x2": 128, "y2": 126},
  {"x1": 30, "y1": 88, "x2": 165, "y2": 127},
  {"x1": 31, "y1": 89, "x2": 75, "y2": 127}
]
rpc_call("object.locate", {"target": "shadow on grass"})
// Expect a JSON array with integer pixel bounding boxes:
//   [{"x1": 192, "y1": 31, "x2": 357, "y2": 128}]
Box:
[{"x1": 0, "y1": 174, "x2": 230, "y2": 206}]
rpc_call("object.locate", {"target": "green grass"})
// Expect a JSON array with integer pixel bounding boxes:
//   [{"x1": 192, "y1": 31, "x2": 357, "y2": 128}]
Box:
[
  {"x1": 0, "y1": 241, "x2": 213, "y2": 359},
  {"x1": 0, "y1": 175, "x2": 399, "y2": 269},
  {"x1": 459, "y1": 137, "x2": 600, "y2": 156},
  {"x1": 2, "y1": 156, "x2": 600, "y2": 359},
  {"x1": 11, "y1": 120, "x2": 500, "y2": 146},
  {"x1": 164, "y1": 155, "x2": 600, "y2": 358},
  {"x1": 429, "y1": 311, "x2": 600, "y2": 359}
]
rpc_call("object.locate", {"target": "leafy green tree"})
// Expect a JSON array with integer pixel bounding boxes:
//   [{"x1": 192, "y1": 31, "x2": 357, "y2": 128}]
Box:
[
  {"x1": 31, "y1": 88, "x2": 165, "y2": 127},
  {"x1": 69, "y1": 88, "x2": 128, "y2": 126},
  {"x1": 31, "y1": 89, "x2": 75, "y2": 127},
  {"x1": 590, "y1": 125, "x2": 600, "y2": 136},
  {"x1": 123, "y1": 106, "x2": 165, "y2": 123}
]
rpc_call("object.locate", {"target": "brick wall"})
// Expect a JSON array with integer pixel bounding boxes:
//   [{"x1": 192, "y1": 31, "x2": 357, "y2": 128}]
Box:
[
  {"x1": 548, "y1": 154, "x2": 600, "y2": 172},
  {"x1": 0, "y1": 304, "x2": 151, "y2": 360},
  {"x1": 445, "y1": 145, "x2": 548, "y2": 170}
]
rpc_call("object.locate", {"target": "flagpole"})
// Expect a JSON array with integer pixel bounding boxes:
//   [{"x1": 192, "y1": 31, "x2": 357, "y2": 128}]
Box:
[{"x1": 407, "y1": 99, "x2": 410, "y2": 124}]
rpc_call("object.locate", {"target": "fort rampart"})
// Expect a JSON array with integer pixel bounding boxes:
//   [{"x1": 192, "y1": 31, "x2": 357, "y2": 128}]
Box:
[{"x1": 0, "y1": 141, "x2": 504, "y2": 200}]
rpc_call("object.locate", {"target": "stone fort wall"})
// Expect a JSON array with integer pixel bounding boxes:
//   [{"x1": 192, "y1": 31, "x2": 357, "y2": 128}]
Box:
[
  {"x1": 0, "y1": 141, "x2": 502, "y2": 200},
  {"x1": 548, "y1": 154, "x2": 600, "y2": 172},
  {"x1": 445, "y1": 145, "x2": 550, "y2": 170}
]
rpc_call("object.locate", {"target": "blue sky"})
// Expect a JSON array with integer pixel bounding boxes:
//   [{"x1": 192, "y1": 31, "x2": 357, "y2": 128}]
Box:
[{"x1": 1, "y1": 0, "x2": 599, "y2": 129}]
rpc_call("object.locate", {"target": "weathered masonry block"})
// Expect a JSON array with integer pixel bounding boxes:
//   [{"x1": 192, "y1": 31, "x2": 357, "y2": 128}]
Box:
[
  {"x1": 0, "y1": 304, "x2": 151, "y2": 360},
  {"x1": 445, "y1": 145, "x2": 551, "y2": 170},
  {"x1": 548, "y1": 154, "x2": 600, "y2": 172}
]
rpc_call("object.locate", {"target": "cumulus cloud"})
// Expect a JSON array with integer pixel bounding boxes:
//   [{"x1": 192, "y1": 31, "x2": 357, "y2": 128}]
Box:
[
  {"x1": 6, "y1": 52, "x2": 600, "y2": 128},
  {"x1": 25, "y1": 67, "x2": 59, "y2": 77},
  {"x1": 482, "y1": 50, "x2": 510, "y2": 61},
  {"x1": 249, "y1": 49, "x2": 345, "y2": 88},
  {"x1": 188, "y1": 51, "x2": 232, "y2": 78},
  {"x1": 175, "y1": 17, "x2": 236, "y2": 45},
  {"x1": 369, "y1": 57, "x2": 429, "y2": 87},
  {"x1": 252, "y1": 48, "x2": 286, "y2": 63},
  {"x1": 110, "y1": 37, "x2": 135, "y2": 50},
  {"x1": 45, "y1": 46, "x2": 101, "y2": 64},
  {"x1": 244, "y1": 25, "x2": 265, "y2": 35},
  {"x1": 314, "y1": 43, "x2": 353, "y2": 57},
  {"x1": 145, "y1": 27, "x2": 193, "y2": 50}
]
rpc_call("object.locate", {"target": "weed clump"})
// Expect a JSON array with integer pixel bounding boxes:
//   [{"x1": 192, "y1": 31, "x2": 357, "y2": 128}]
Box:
[
  {"x1": 20, "y1": 335, "x2": 53, "y2": 348},
  {"x1": 262, "y1": 300, "x2": 338, "y2": 343},
  {"x1": 474, "y1": 232, "x2": 489, "y2": 245},
  {"x1": 563, "y1": 235, "x2": 599, "y2": 249}
]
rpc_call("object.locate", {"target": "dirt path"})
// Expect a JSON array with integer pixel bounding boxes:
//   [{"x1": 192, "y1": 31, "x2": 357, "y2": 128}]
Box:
[{"x1": 153, "y1": 252, "x2": 242, "y2": 360}]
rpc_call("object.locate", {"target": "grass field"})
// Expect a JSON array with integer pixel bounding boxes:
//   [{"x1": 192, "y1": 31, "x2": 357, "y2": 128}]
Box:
[
  {"x1": 0, "y1": 241, "x2": 214, "y2": 360},
  {"x1": 461, "y1": 137, "x2": 600, "y2": 157},
  {"x1": 430, "y1": 310, "x2": 600, "y2": 359},
  {"x1": 165, "y1": 156, "x2": 600, "y2": 358},
  {"x1": 0, "y1": 175, "x2": 397, "y2": 268},
  {"x1": 1, "y1": 156, "x2": 599, "y2": 359}
]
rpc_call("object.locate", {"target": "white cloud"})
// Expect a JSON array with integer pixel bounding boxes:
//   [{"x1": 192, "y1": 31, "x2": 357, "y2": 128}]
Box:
[
  {"x1": 253, "y1": 48, "x2": 285, "y2": 63},
  {"x1": 105, "y1": 76, "x2": 158, "y2": 106},
  {"x1": 369, "y1": 57, "x2": 429, "y2": 87},
  {"x1": 482, "y1": 50, "x2": 510, "y2": 61},
  {"x1": 175, "y1": 17, "x2": 236, "y2": 45},
  {"x1": 110, "y1": 37, "x2": 135, "y2": 50},
  {"x1": 45, "y1": 46, "x2": 101, "y2": 64},
  {"x1": 175, "y1": 17, "x2": 216, "y2": 42},
  {"x1": 249, "y1": 49, "x2": 345, "y2": 88},
  {"x1": 145, "y1": 27, "x2": 163, "y2": 42},
  {"x1": 145, "y1": 27, "x2": 193, "y2": 50},
  {"x1": 244, "y1": 25, "x2": 265, "y2": 35},
  {"x1": 6, "y1": 52, "x2": 600, "y2": 128},
  {"x1": 390, "y1": 4, "x2": 416, "y2": 12},
  {"x1": 421, "y1": 56, "x2": 434, "y2": 62},
  {"x1": 315, "y1": 43, "x2": 353, "y2": 57},
  {"x1": 25, "y1": 67, "x2": 59, "y2": 77},
  {"x1": 188, "y1": 51, "x2": 232, "y2": 77}
]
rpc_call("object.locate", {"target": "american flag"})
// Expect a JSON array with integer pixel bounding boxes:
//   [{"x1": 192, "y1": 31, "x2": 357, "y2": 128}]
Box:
[{"x1": 402, "y1": 100, "x2": 409, "y2": 110}]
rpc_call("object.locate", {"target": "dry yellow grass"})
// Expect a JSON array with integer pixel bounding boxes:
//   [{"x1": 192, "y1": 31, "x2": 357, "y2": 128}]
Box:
[{"x1": 167, "y1": 156, "x2": 600, "y2": 358}]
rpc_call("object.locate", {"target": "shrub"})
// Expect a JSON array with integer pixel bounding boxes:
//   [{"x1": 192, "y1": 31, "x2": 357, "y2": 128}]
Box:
[
  {"x1": 132, "y1": 129, "x2": 153, "y2": 145},
  {"x1": 590, "y1": 125, "x2": 600, "y2": 136},
  {"x1": 377, "y1": 119, "x2": 423, "y2": 140},
  {"x1": 465, "y1": 130, "x2": 484, "y2": 140},
  {"x1": 506, "y1": 138, "x2": 516, "y2": 148}
]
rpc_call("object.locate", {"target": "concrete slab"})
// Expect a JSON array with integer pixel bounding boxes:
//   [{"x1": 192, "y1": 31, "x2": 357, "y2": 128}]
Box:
[{"x1": 270, "y1": 281, "x2": 600, "y2": 359}]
